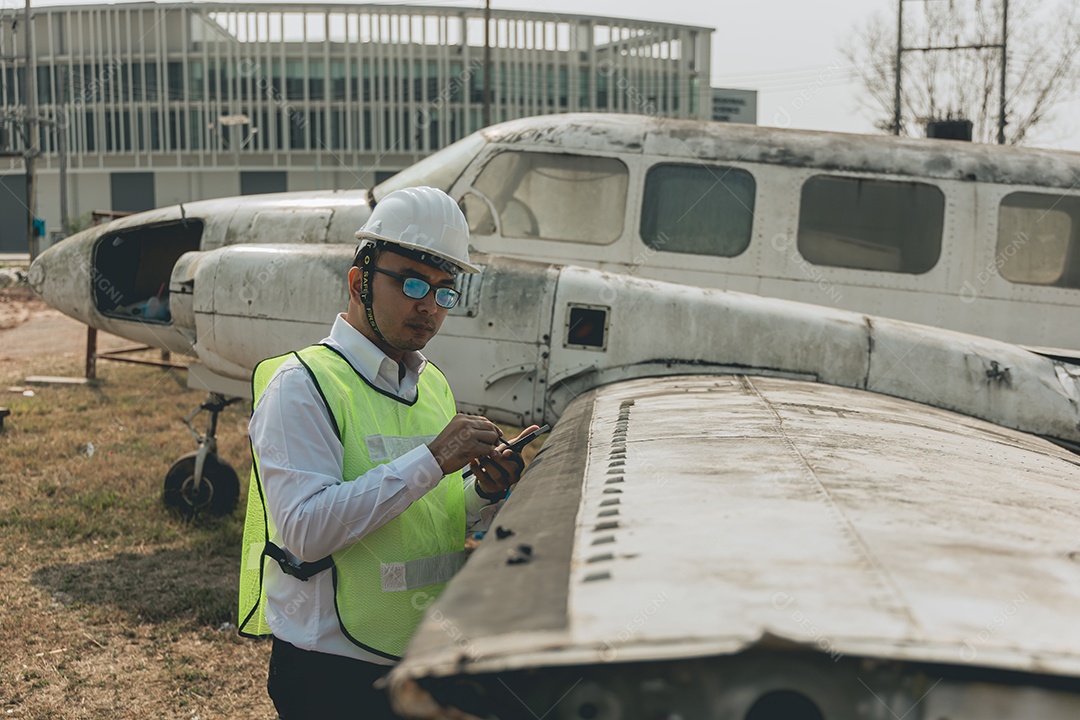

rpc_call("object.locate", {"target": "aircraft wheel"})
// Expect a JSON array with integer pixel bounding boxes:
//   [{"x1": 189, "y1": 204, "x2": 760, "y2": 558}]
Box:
[{"x1": 163, "y1": 452, "x2": 239, "y2": 518}]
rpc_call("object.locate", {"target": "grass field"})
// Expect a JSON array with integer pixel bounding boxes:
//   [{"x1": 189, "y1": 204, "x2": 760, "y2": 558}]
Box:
[{"x1": 0, "y1": 346, "x2": 276, "y2": 718}]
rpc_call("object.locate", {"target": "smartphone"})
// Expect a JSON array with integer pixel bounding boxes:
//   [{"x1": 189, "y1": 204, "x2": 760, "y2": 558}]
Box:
[
  {"x1": 501, "y1": 424, "x2": 550, "y2": 454},
  {"x1": 462, "y1": 424, "x2": 550, "y2": 479}
]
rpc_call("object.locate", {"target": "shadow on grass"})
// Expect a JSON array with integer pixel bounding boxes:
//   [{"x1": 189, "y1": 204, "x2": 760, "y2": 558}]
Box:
[{"x1": 31, "y1": 547, "x2": 236, "y2": 628}]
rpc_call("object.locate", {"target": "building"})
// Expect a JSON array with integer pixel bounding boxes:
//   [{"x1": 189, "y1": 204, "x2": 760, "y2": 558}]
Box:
[{"x1": 0, "y1": 2, "x2": 713, "y2": 252}]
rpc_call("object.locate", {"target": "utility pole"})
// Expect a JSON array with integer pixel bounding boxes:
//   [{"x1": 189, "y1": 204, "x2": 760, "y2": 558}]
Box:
[
  {"x1": 58, "y1": 67, "x2": 67, "y2": 230},
  {"x1": 893, "y1": 0, "x2": 1009, "y2": 143},
  {"x1": 892, "y1": 0, "x2": 903, "y2": 135},
  {"x1": 483, "y1": 0, "x2": 491, "y2": 128},
  {"x1": 218, "y1": 113, "x2": 251, "y2": 190},
  {"x1": 997, "y1": 0, "x2": 1008, "y2": 145},
  {"x1": 24, "y1": 0, "x2": 37, "y2": 257}
]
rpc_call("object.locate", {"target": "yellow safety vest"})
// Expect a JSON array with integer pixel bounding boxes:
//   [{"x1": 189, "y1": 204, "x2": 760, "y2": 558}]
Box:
[{"x1": 238, "y1": 343, "x2": 466, "y2": 660}]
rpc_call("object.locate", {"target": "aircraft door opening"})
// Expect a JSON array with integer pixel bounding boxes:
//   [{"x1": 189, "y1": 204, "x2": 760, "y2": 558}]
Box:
[{"x1": 91, "y1": 220, "x2": 205, "y2": 324}]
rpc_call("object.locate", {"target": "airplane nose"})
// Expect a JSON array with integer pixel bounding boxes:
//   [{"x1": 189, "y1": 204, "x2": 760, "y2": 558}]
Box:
[
  {"x1": 27, "y1": 252, "x2": 45, "y2": 293},
  {"x1": 27, "y1": 232, "x2": 96, "y2": 322}
]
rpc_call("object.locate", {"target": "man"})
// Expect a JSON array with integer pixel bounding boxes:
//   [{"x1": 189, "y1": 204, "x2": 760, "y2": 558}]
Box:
[{"x1": 238, "y1": 186, "x2": 537, "y2": 719}]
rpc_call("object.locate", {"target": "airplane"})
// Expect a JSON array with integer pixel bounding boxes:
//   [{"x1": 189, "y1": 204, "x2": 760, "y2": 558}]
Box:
[
  {"x1": 26, "y1": 112, "x2": 1080, "y2": 516},
  {"x1": 26, "y1": 121, "x2": 1080, "y2": 715},
  {"x1": 30, "y1": 112, "x2": 1080, "y2": 357}
]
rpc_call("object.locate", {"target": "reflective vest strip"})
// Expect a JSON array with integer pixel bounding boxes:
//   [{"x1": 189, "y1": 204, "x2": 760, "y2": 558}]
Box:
[{"x1": 379, "y1": 550, "x2": 469, "y2": 592}]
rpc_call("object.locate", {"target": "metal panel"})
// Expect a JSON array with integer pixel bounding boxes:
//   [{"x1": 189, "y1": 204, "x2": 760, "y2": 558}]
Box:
[
  {"x1": 0, "y1": 174, "x2": 27, "y2": 252},
  {"x1": 240, "y1": 170, "x2": 286, "y2": 195},
  {"x1": 393, "y1": 375, "x2": 1080, "y2": 693},
  {"x1": 109, "y1": 171, "x2": 155, "y2": 212},
  {"x1": 247, "y1": 208, "x2": 330, "y2": 244}
]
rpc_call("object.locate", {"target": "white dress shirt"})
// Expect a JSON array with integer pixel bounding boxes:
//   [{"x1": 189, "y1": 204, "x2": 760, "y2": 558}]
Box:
[{"x1": 248, "y1": 314, "x2": 501, "y2": 664}]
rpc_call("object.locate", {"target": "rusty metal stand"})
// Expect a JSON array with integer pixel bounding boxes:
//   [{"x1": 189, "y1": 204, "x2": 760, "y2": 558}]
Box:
[
  {"x1": 84, "y1": 325, "x2": 186, "y2": 378},
  {"x1": 85, "y1": 326, "x2": 97, "y2": 379}
]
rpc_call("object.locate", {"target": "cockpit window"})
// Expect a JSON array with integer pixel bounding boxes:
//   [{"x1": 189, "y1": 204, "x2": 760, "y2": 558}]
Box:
[
  {"x1": 997, "y1": 192, "x2": 1080, "y2": 289},
  {"x1": 797, "y1": 176, "x2": 943, "y2": 274},
  {"x1": 640, "y1": 163, "x2": 755, "y2": 257},
  {"x1": 465, "y1": 151, "x2": 628, "y2": 244},
  {"x1": 373, "y1": 132, "x2": 486, "y2": 200}
]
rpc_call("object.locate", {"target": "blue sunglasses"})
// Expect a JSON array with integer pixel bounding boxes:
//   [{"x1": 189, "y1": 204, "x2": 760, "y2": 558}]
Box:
[{"x1": 373, "y1": 267, "x2": 460, "y2": 309}]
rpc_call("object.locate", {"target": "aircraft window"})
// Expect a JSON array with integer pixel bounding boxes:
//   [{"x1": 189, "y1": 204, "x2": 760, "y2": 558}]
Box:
[
  {"x1": 470, "y1": 151, "x2": 628, "y2": 244},
  {"x1": 798, "y1": 176, "x2": 943, "y2": 274},
  {"x1": 373, "y1": 132, "x2": 486, "y2": 198},
  {"x1": 997, "y1": 192, "x2": 1080, "y2": 289},
  {"x1": 640, "y1": 163, "x2": 755, "y2": 257}
]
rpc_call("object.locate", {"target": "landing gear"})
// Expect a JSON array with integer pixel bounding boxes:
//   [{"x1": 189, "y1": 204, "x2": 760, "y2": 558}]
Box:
[
  {"x1": 163, "y1": 393, "x2": 242, "y2": 518},
  {"x1": 164, "y1": 452, "x2": 239, "y2": 518}
]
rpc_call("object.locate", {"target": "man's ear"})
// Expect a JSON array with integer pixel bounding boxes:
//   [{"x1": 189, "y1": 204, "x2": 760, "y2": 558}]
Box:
[{"x1": 347, "y1": 266, "x2": 363, "y2": 303}]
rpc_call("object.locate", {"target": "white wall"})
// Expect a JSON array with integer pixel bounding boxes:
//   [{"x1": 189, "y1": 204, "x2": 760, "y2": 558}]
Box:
[
  {"x1": 69, "y1": 171, "x2": 111, "y2": 220},
  {"x1": 156, "y1": 172, "x2": 198, "y2": 206},
  {"x1": 192, "y1": 171, "x2": 240, "y2": 202}
]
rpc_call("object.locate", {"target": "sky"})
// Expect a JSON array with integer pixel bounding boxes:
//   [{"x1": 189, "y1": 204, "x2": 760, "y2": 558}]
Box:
[
  {"x1": 475, "y1": 0, "x2": 1080, "y2": 151},
  {"x1": 27, "y1": 0, "x2": 1080, "y2": 152}
]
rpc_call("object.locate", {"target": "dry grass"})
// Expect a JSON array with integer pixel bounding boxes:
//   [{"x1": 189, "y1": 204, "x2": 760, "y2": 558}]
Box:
[{"x1": 0, "y1": 351, "x2": 276, "y2": 719}]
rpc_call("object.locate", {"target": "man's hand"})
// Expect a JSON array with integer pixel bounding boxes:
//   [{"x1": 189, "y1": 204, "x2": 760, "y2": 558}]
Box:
[
  {"x1": 471, "y1": 425, "x2": 541, "y2": 499},
  {"x1": 429, "y1": 414, "x2": 504, "y2": 475}
]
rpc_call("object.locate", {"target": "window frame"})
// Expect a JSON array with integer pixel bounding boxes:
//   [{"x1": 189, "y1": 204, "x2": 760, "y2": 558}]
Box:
[
  {"x1": 638, "y1": 161, "x2": 757, "y2": 260},
  {"x1": 995, "y1": 190, "x2": 1080, "y2": 290},
  {"x1": 795, "y1": 173, "x2": 946, "y2": 276},
  {"x1": 462, "y1": 149, "x2": 631, "y2": 246}
]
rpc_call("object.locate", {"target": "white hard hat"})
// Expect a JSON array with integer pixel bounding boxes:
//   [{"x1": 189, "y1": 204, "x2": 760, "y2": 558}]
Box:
[{"x1": 355, "y1": 186, "x2": 479, "y2": 274}]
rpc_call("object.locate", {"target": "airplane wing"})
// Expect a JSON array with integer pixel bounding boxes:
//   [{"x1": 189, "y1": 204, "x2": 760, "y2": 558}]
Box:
[{"x1": 388, "y1": 373, "x2": 1080, "y2": 719}]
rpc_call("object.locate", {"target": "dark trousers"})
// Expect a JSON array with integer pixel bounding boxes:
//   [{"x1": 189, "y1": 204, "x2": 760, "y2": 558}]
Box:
[{"x1": 268, "y1": 637, "x2": 397, "y2": 720}]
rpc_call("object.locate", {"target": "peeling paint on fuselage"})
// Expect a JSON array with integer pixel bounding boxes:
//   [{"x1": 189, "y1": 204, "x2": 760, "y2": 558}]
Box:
[{"x1": 480, "y1": 113, "x2": 1080, "y2": 188}]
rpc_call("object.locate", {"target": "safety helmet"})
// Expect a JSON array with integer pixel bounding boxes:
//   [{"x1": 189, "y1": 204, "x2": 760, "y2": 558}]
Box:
[{"x1": 355, "y1": 186, "x2": 479, "y2": 274}]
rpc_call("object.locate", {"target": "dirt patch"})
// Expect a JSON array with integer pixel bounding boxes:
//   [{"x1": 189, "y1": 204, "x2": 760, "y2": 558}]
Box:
[
  {"x1": 0, "y1": 286, "x2": 40, "y2": 332},
  {"x1": 0, "y1": 287, "x2": 133, "y2": 370}
]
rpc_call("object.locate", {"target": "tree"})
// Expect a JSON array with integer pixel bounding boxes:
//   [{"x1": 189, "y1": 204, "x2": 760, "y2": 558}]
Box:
[
  {"x1": 64, "y1": 211, "x2": 94, "y2": 237},
  {"x1": 843, "y1": 0, "x2": 1080, "y2": 145}
]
